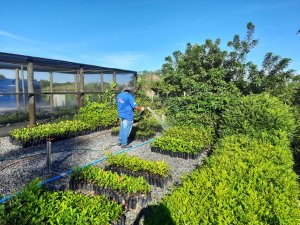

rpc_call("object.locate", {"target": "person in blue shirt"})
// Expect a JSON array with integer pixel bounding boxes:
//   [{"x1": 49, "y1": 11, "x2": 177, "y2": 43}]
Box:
[{"x1": 116, "y1": 86, "x2": 144, "y2": 148}]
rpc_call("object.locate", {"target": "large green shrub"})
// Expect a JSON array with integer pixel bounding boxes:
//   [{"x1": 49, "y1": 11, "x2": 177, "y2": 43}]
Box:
[
  {"x1": 220, "y1": 93, "x2": 295, "y2": 138},
  {"x1": 145, "y1": 134, "x2": 300, "y2": 225}
]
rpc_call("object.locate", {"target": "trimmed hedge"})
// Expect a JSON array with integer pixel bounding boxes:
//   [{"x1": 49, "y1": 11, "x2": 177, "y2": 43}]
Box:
[
  {"x1": 219, "y1": 93, "x2": 295, "y2": 138},
  {"x1": 144, "y1": 134, "x2": 300, "y2": 225}
]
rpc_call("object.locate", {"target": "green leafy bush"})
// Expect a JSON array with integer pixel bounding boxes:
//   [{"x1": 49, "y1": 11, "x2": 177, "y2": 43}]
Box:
[
  {"x1": 77, "y1": 98, "x2": 117, "y2": 129},
  {"x1": 220, "y1": 93, "x2": 295, "y2": 139},
  {"x1": 151, "y1": 126, "x2": 213, "y2": 154},
  {"x1": 136, "y1": 116, "x2": 162, "y2": 140},
  {"x1": 1, "y1": 179, "x2": 123, "y2": 225},
  {"x1": 107, "y1": 153, "x2": 171, "y2": 177},
  {"x1": 10, "y1": 120, "x2": 89, "y2": 142},
  {"x1": 71, "y1": 166, "x2": 150, "y2": 194},
  {"x1": 137, "y1": 116, "x2": 162, "y2": 132},
  {"x1": 10, "y1": 97, "x2": 118, "y2": 143},
  {"x1": 145, "y1": 134, "x2": 300, "y2": 225},
  {"x1": 167, "y1": 95, "x2": 220, "y2": 129}
]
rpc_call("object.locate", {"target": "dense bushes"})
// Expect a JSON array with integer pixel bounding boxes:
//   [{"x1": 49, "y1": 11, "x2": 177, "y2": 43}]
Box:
[
  {"x1": 145, "y1": 134, "x2": 300, "y2": 225},
  {"x1": 166, "y1": 94, "x2": 226, "y2": 129},
  {"x1": 219, "y1": 93, "x2": 295, "y2": 138}
]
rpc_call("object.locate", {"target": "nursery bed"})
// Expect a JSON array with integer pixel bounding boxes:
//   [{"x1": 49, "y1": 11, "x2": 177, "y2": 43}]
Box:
[{"x1": 0, "y1": 128, "x2": 209, "y2": 225}]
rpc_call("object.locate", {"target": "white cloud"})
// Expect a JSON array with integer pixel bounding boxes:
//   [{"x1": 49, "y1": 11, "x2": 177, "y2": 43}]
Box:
[{"x1": 0, "y1": 30, "x2": 26, "y2": 41}]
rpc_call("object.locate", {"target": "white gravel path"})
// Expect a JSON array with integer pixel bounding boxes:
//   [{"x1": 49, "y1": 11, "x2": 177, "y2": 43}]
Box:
[{"x1": 0, "y1": 129, "x2": 209, "y2": 225}]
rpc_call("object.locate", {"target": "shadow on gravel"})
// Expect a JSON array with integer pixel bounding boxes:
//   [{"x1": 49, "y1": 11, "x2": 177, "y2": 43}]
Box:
[{"x1": 133, "y1": 203, "x2": 175, "y2": 225}]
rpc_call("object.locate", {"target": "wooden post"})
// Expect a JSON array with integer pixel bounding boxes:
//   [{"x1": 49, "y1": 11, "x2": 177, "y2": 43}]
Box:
[
  {"x1": 49, "y1": 71, "x2": 54, "y2": 109},
  {"x1": 21, "y1": 65, "x2": 26, "y2": 111},
  {"x1": 27, "y1": 61, "x2": 36, "y2": 126},
  {"x1": 75, "y1": 71, "x2": 79, "y2": 107},
  {"x1": 75, "y1": 72, "x2": 78, "y2": 91},
  {"x1": 133, "y1": 73, "x2": 137, "y2": 92},
  {"x1": 100, "y1": 73, "x2": 104, "y2": 92},
  {"x1": 15, "y1": 68, "x2": 20, "y2": 111},
  {"x1": 112, "y1": 71, "x2": 117, "y2": 89},
  {"x1": 79, "y1": 67, "x2": 84, "y2": 108}
]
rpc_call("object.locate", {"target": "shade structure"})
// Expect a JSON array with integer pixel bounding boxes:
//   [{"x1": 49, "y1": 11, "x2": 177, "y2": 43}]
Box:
[
  {"x1": 0, "y1": 52, "x2": 137, "y2": 75},
  {"x1": 0, "y1": 52, "x2": 137, "y2": 126}
]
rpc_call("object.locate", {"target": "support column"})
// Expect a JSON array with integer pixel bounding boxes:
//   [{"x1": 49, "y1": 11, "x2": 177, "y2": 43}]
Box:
[
  {"x1": 112, "y1": 71, "x2": 117, "y2": 89},
  {"x1": 21, "y1": 65, "x2": 26, "y2": 111},
  {"x1": 100, "y1": 73, "x2": 104, "y2": 92},
  {"x1": 75, "y1": 72, "x2": 78, "y2": 91},
  {"x1": 79, "y1": 67, "x2": 84, "y2": 108},
  {"x1": 27, "y1": 61, "x2": 36, "y2": 126},
  {"x1": 49, "y1": 71, "x2": 54, "y2": 109},
  {"x1": 75, "y1": 72, "x2": 79, "y2": 107},
  {"x1": 15, "y1": 68, "x2": 20, "y2": 111},
  {"x1": 133, "y1": 72, "x2": 137, "y2": 92}
]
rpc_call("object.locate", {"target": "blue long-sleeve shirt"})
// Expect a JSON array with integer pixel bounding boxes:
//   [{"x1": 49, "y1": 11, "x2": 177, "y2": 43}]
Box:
[{"x1": 116, "y1": 92, "x2": 137, "y2": 121}]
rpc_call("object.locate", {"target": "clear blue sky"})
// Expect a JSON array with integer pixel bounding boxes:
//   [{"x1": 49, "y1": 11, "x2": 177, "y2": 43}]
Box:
[{"x1": 0, "y1": 0, "x2": 299, "y2": 74}]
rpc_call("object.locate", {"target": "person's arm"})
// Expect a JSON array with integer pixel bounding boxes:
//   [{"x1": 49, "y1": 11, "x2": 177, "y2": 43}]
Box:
[
  {"x1": 129, "y1": 94, "x2": 145, "y2": 111},
  {"x1": 135, "y1": 106, "x2": 145, "y2": 111}
]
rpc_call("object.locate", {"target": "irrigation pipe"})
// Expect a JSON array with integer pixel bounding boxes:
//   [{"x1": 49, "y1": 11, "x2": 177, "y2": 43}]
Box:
[{"x1": 0, "y1": 137, "x2": 158, "y2": 204}]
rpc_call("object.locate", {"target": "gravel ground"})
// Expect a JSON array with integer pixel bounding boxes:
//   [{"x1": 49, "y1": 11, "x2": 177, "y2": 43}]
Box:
[{"x1": 0, "y1": 129, "x2": 208, "y2": 225}]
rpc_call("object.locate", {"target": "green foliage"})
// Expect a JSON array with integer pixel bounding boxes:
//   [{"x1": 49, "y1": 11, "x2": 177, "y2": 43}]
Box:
[
  {"x1": 155, "y1": 28, "x2": 252, "y2": 128},
  {"x1": 107, "y1": 153, "x2": 171, "y2": 177},
  {"x1": 157, "y1": 38, "x2": 237, "y2": 98},
  {"x1": 166, "y1": 95, "x2": 225, "y2": 128},
  {"x1": 220, "y1": 93, "x2": 295, "y2": 139},
  {"x1": 155, "y1": 23, "x2": 257, "y2": 99},
  {"x1": 77, "y1": 96, "x2": 117, "y2": 129},
  {"x1": 145, "y1": 135, "x2": 300, "y2": 225},
  {"x1": 10, "y1": 95, "x2": 118, "y2": 142},
  {"x1": 0, "y1": 111, "x2": 28, "y2": 125},
  {"x1": 0, "y1": 107, "x2": 76, "y2": 125},
  {"x1": 292, "y1": 104, "x2": 300, "y2": 158},
  {"x1": 71, "y1": 166, "x2": 151, "y2": 194},
  {"x1": 151, "y1": 126, "x2": 213, "y2": 154},
  {"x1": 10, "y1": 120, "x2": 89, "y2": 142},
  {"x1": 1, "y1": 180, "x2": 123, "y2": 225},
  {"x1": 244, "y1": 53, "x2": 297, "y2": 103},
  {"x1": 136, "y1": 116, "x2": 162, "y2": 139}
]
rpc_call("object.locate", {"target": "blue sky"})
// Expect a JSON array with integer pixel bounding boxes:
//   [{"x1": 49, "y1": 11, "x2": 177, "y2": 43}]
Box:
[{"x1": 0, "y1": 0, "x2": 299, "y2": 74}]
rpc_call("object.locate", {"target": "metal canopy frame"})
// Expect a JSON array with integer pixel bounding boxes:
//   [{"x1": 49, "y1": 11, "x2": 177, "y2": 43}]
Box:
[
  {"x1": 0, "y1": 52, "x2": 137, "y2": 74},
  {"x1": 0, "y1": 52, "x2": 137, "y2": 126}
]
